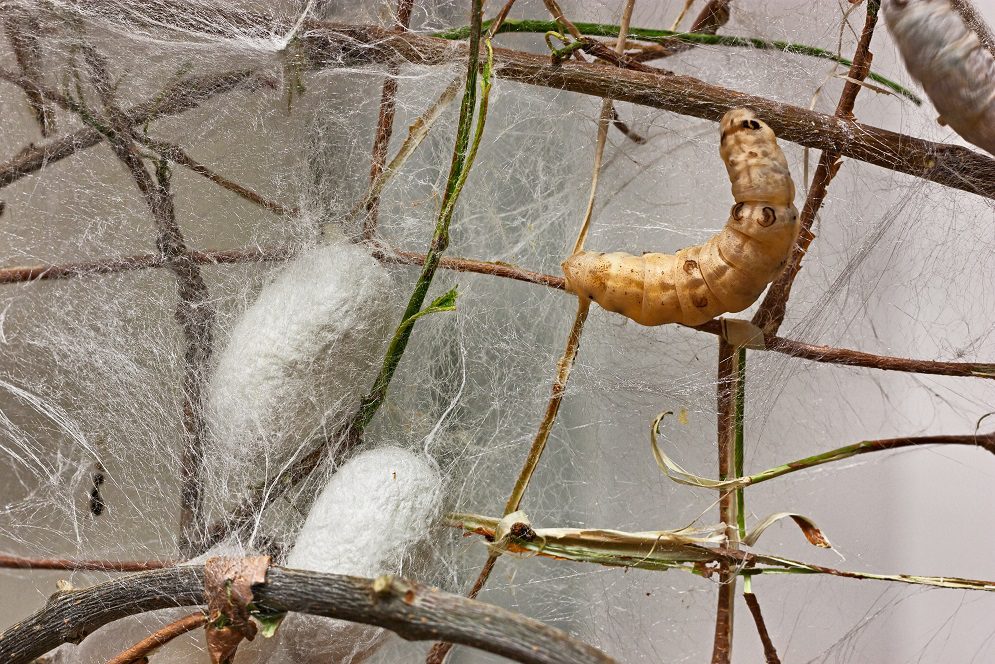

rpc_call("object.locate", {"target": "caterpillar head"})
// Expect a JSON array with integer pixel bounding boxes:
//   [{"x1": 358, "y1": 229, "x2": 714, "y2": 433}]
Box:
[{"x1": 719, "y1": 108, "x2": 777, "y2": 147}]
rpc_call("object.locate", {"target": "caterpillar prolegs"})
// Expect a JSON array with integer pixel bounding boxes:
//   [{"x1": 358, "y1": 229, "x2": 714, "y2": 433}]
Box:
[
  {"x1": 562, "y1": 108, "x2": 801, "y2": 327},
  {"x1": 883, "y1": 0, "x2": 995, "y2": 156}
]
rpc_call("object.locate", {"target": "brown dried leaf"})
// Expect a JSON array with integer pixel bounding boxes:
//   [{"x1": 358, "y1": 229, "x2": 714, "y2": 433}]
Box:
[
  {"x1": 744, "y1": 512, "x2": 832, "y2": 549},
  {"x1": 204, "y1": 556, "x2": 270, "y2": 664}
]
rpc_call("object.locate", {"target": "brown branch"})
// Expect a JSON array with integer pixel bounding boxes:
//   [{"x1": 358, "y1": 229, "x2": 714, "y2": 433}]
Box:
[
  {"x1": 628, "y1": 0, "x2": 731, "y2": 63},
  {"x1": 362, "y1": 0, "x2": 416, "y2": 241},
  {"x1": 2, "y1": 11, "x2": 57, "y2": 136},
  {"x1": 711, "y1": 338, "x2": 737, "y2": 664},
  {"x1": 0, "y1": 67, "x2": 288, "y2": 217},
  {"x1": 765, "y1": 336, "x2": 995, "y2": 379},
  {"x1": 425, "y1": 553, "x2": 499, "y2": 664},
  {"x1": 0, "y1": 555, "x2": 174, "y2": 572},
  {"x1": 137, "y1": 137, "x2": 297, "y2": 216},
  {"x1": 0, "y1": 246, "x2": 293, "y2": 284},
  {"x1": 2, "y1": 247, "x2": 992, "y2": 382},
  {"x1": 0, "y1": 68, "x2": 264, "y2": 191},
  {"x1": 752, "y1": 1, "x2": 880, "y2": 335},
  {"x1": 0, "y1": 566, "x2": 617, "y2": 664},
  {"x1": 78, "y1": 44, "x2": 215, "y2": 556},
  {"x1": 105, "y1": 612, "x2": 206, "y2": 664},
  {"x1": 295, "y1": 23, "x2": 995, "y2": 200},
  {"x1": 743, "y1": 592, "x2": 781, "y2": 664}
]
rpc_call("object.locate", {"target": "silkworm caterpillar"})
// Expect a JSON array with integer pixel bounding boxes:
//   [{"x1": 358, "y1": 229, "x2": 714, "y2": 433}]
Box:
[
  {"x1": 562, "y1": 108, "x2": 800, "y2": 327},
  {"x1": 884, "y1": 0, "x2": 995, "y2": 155}
]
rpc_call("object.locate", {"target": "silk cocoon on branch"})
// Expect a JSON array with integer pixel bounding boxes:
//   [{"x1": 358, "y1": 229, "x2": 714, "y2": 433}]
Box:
[
  {"x1": 562, "y1": 108, "x2": 800, "y2": 326},
  {"x1": 260, "y1": 446, "x2": 443, "y2": 664},
  {"x1": 883, "y1": 0, "x2": 995, "y2": 155},
  {"x1": 49, "y1": 449, "x2": 441, "y2": 663},
  {"x1": 202, "y1": 240, "x2": 395, "y2": 519}
]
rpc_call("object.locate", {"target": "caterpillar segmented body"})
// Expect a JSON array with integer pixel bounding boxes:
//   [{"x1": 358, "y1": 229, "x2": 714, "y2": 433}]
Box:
[
  {"x1": 562, "y1": 108, "x2": 800, "y2": 327},
  {"x1": 884, "y1": 0, "x2": 995, "y2": 155}
]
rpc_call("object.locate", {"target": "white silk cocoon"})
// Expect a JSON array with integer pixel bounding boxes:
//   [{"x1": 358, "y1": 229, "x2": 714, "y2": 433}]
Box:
[
  {"x1": 262, "y1": 445, "x2": 444, "y2": 664},
  {"x1": 202, "y1": 240, "x2": 394, "y2": 519},
  {"x1": 51, "y1": 448, "x2": 441, "y2": 664}
]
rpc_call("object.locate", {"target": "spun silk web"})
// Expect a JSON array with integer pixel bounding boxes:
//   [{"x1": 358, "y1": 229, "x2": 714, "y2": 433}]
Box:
[{"x1": 0, "y1": 1, "x2": 994, "y2": 663}]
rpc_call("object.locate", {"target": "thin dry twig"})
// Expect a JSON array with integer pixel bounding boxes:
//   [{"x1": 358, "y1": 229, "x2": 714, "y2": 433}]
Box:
[
  {"x1": 2, "y1": 10, "x2": 57, "y2": 136},
  {"x1": 2, "y1": 246, "x2": 992, "y2": 382},
  {"x1": 428, "y1": 4, "x2": 637, "y2": 662},
  {"x1": 296, "y1": 23, "x2": 995, "y2": 200},
  {"x1": 711, "y1": 338, "x2": 738, "y2": 664},
  {"x1": 3, "y1": 246, "x2": 993, "y2": 382},
  {"x1": 78, "y1": 44, "x2": 215, "y2": 556},
  {"x1": 0, "y1": 566, "x2": 617, "y2": 664},
  {"x1": 744, "y1": 592, "x2": 781, "y2": 664},
  {"x1": 362, "y1": 0, "x2": 416, "y2": 241},
  {"x1": 0, "y1": 66, "x2": 289, "y2": 217},
  {"x1": 752, "y1": 0, "x2": 880, "y2": 335},
  {"x1": 138, "y1": 137, "x2": 297, "y2": 216},
  {"x1": 629, "y1": 0, "x2": 731, "y2": 63},
  {"x1": 105, "y1": 612, "x2": 206, "y2": 664},
  {"x1": 0, "y1": 68, "x2": 265, "y2": 191},
  {"x1": 0, "y1": 555, "x2": 174, "y2": 572}
]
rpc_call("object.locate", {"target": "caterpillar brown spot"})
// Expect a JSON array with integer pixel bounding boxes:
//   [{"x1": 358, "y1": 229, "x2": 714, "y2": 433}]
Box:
[
  {"x1": 884, "y1": 0, "x2": 995, "y2": 155},
  {"x1": 561, "y1": 108, "x2": 800, "y2": 327}
]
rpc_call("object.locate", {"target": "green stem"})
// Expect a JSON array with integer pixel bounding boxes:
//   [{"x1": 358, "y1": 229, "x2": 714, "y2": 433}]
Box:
[
  {"x1": 352, "y1": 2, "x2": 490, "y2": 434},
  {"x1": 734, "y1": 347, "x2": 747, "y2": 541},
  {"x1": 434, "y1": 19, "x2": 921, "y2": 105}
]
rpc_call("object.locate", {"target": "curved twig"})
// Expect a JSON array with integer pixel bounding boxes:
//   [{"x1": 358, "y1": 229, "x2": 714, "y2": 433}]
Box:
[
  {"x1": 105, "y1": 612, "x2": 206, "y2": 664},
  {"x1": 0, "y1": 566, "x2": 617, "y2": 664}
]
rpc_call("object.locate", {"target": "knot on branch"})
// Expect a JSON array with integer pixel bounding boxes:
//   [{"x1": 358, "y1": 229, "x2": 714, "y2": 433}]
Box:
[{"x1": 371, "y1": 575, "x2": 417, "y2": 604}]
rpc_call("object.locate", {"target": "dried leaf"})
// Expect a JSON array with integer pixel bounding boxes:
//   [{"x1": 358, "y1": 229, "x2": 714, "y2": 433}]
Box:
[
  {"x1": 744, "y1": 512, "x2": 832, "y2": 549},
  {"x1": 204, "y1": 556, "x2": 270, "y2": 664}
]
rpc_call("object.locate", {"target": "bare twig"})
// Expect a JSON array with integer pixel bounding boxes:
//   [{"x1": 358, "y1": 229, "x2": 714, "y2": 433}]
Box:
[
  {"x1": 0, "y1": 66, "x2": 288, "y2": 217},
  {"x1": 349, "y1": 77, "x2": 462, "y2": 226},
  {"x1": 0, "y1": 69, "x2": 264, "y2": 191},
  {"x1": 0, "y1": 566, "x2": 617, "y2": 664},
  {"x1": 78, "y1": 44, "x2": 215, "y2": 556},
  {"x1": 430, "y1": 4, "x2": 637, "y2": 662},
  {"x1": 2, "y1": 249, "x2": 991, "y2": 381},
  {"x1": 628, "y1": 0, "x2": 731, "y2": 63},
  {"x1": 764, "y1": 335, "x2": 995, "y2": 379},
  {"x1": 296, "y1": 24, "x2": 995, "y2": 200},
  {"x1": 0, "y1": 555, "x2": 174, "y2": 572},
  {"x1": 711, "y1": 338, "x2": 737, "y2": 664},
  {"x1": 752, "y1": 0, "x2": 880, "y2": 335},
  {"x1": 138, "y1": 137, "x2": 297, "y2": 216},
  {"x1": 105, "y1": 612, "x2": 206, "y2": 664},
  {"x1": 743, "y1": 592, "x2": 781, "y2": 664},
  {"x1": 0, "y1": 246, "x2": 293, "y2": 284},
  {"x1": 670, "y1": 0, "x2": 697, "y2": 31},
  {"x1": 362, "y1": 0, "x2": 416, "y2": 241},
  {"x1": 3, "y1": 245, "x2": 993, "y2": 385},
  {"x1": 2, "y1": 11, "x2": 57, "y2": 136}
]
